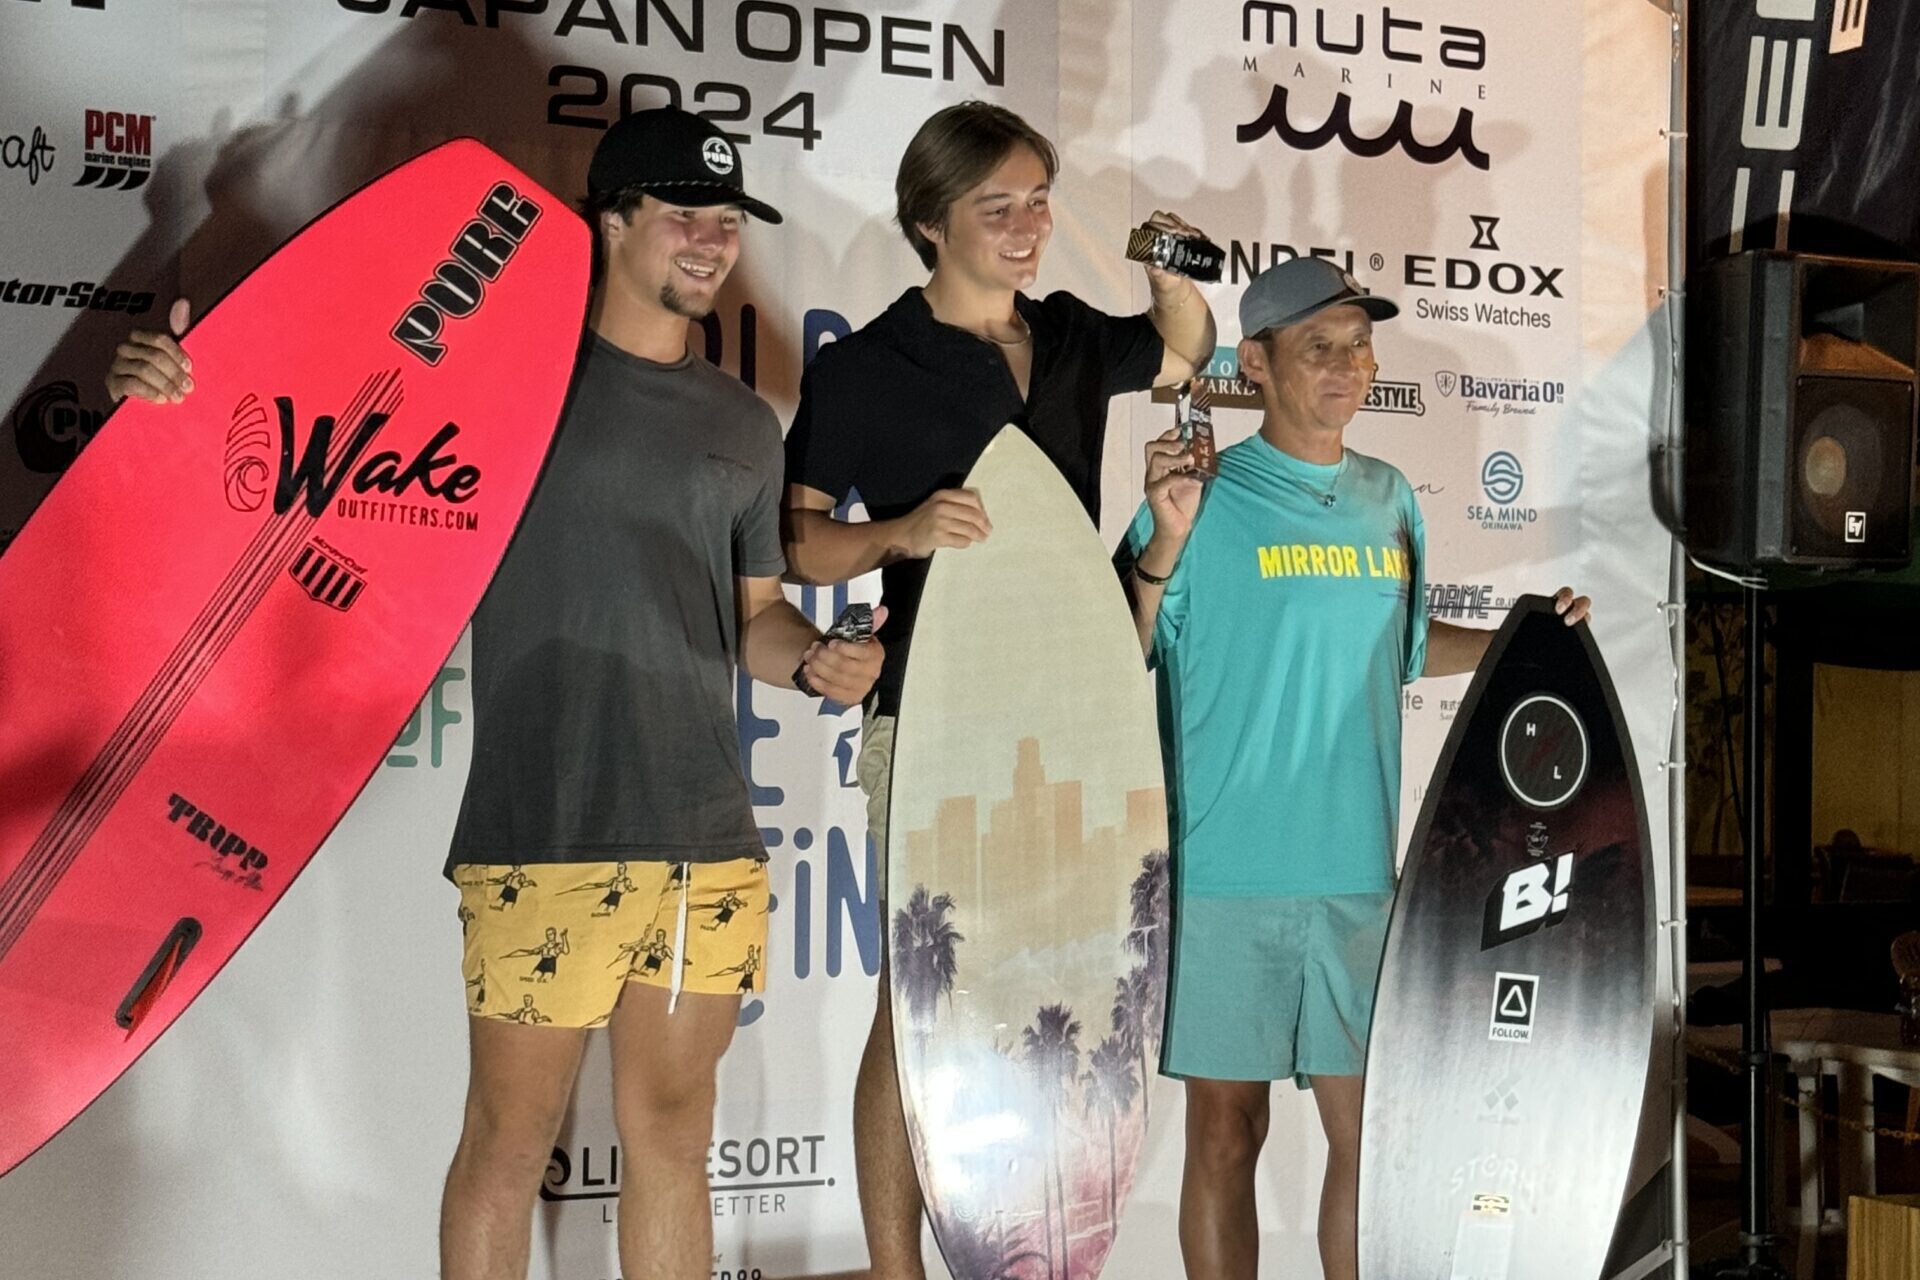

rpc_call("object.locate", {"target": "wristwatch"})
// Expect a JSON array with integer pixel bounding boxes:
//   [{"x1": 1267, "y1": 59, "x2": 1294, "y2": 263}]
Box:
[{"x1": 794, "y1": 603, "x2": 875, "y2": 696}]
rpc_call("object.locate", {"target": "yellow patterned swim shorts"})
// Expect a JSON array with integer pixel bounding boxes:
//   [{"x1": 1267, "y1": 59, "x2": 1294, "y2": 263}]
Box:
[{"x1": 453, "y1": 858, "x2": 769, "y2": 1028}]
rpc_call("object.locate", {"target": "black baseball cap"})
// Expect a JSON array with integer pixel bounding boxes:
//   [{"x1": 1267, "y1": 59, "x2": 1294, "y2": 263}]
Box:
[
  {"x1": 1239, "y1": 256, "x2": 1397, "y2": 337},
  {"x1": 587, "y1": 108, "x2": 783, "y2": 224}
]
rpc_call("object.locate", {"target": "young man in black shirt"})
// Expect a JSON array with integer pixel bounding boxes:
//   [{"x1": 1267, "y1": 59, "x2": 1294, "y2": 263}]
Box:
[
  {"x1": 781, "y1": 100, "x2": 1216, "y2": 1278},
  {"x1": 108, "y1": 110, "x2": 884, "y2": 1280}
]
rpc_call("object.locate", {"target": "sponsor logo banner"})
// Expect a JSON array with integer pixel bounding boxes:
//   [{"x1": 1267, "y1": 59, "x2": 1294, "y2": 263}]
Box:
[
  {"x1": 1, "y1": 125, "x2": 57, "y2": 185},
  {"x1": 1480, "y1": 450, "x2": 1523, "y2": 504},
  {"x1": 1435, "y1": 371, "x2": 1566, "y2": 416},
  {"x1": 1234, "y1": 3, "x2": 1491, "y2": 170},
  {"x1": 333, "y1": 0, "x2": 1022, "y2": 163},
  {"x1": 1466, "y1": 451, "x2": 1538, "y2": 534},
  {"x1": 385, "y1": 664, "x2": 466, "y2": 769},
  {"x1": 1366, "y1": 379, "x2": 1426, "y2": 416},
  {"x1": 0, "y1": 277, "x2": 155, "y2": 314},
  {"x1": 74, "y1": 108, "x2": 153, "y2": 190},
  {"x1": 1425, "y1": 581, "x2": 1511, "y2": 621},
  {"x1": 542, "y1": 1131, "x2": 839, "y2": 1220},
  {"x1": 1220, "y1": 217, "x2": 1565, "y2": 331},
  {"x1": 1151, "y1": 346, "x2": 1423, "y2": 416},
  {"x1": 12, "y1": 379, "x2": 107, "y2": 473},
  {"x1": 1403, "y1": 216, "x2": 1564, "y2": 330},
  {"x1": 1688, "y1": 0, "x2": 1895, "y2": 264},
  {"x1": 1225, "y1": 240, "x2": 1385, "y2": 287}
]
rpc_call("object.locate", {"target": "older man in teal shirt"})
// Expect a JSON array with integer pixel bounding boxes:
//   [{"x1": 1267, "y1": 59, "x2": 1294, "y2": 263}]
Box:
[{"x1": 1123, "y1": 257, "x2": 1589, "y2": 1280}]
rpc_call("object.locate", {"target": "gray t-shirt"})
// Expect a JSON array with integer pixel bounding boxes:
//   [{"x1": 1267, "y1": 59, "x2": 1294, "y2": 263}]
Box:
[{"x1": 444, "y1": 334, "x2": 785, "y2": 873}]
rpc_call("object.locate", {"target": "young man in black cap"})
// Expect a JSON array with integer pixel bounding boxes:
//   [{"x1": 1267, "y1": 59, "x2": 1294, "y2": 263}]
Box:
[
  {"x1": 1123, "y1": 256, "x2": 1588, "y2": 1280},
  {"x1": 107, "y1": 109, "x2": 883, "y2": 1280},
  {"x1": 779, "y1": 99, "x2": 1216, "y2": 1278}
]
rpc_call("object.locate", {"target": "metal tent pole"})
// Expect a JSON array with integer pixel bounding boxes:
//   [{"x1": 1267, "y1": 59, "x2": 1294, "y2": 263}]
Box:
[{"x1": 1666, "y1": 4, "x2": 1693, "y2": 1275}]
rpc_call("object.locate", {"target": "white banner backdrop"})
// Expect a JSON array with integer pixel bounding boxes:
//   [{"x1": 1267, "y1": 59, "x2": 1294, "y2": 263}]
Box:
[
  {"x1": 0, "y1": 2, "x2": 1675, "y2": 1276},
  {"x1": 1110, "y1": 1, "x2": 1680, "y2": 1270}
]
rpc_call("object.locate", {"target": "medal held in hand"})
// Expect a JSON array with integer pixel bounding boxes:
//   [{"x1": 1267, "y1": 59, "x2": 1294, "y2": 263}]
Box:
[
  {"x1": 794, "y1": 602, "x2": 875, "y2": 697},
  {"x1": 1176, "y1": 380, "x2": 1219, "y2": 479},
  {"x1": 1125, "y1": 223, "x2": 1225, "y2": 282}
]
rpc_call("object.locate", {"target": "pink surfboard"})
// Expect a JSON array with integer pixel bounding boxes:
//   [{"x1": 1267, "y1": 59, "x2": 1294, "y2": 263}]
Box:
[{"x1": 0, "y1": 139, "x2": 588, "y2": 1176}]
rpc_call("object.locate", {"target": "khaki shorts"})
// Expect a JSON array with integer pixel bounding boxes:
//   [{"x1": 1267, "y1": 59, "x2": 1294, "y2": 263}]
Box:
[
  {"x1": 453, "y1": 858, "x2": 769, "y2": 1028},
  {"x1": 857, "y1": 712, "x2": 896, "y2": 896}
]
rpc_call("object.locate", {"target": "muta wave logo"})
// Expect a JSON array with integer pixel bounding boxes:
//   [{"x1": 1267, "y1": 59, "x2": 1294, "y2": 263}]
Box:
[{"x1": 1237, "y1": 86, "x2": 1489, "y2": 170}]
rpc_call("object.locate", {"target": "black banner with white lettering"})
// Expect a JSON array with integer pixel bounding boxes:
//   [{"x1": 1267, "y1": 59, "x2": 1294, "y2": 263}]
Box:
[{"x1": 1688, "y1": 1, "x2": 1920, "y2": 270}]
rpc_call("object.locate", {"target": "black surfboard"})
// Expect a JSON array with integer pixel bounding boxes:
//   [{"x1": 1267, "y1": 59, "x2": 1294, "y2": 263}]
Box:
[{"x1": 1358, "y1": 595, "x2": 1656, "y2": 1279}]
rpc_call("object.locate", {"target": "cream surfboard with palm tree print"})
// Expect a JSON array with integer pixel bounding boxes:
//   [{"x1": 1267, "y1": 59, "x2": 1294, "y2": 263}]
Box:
[{"x1": 889, "y1": 427, "x2": 1170, "y2": 1280}]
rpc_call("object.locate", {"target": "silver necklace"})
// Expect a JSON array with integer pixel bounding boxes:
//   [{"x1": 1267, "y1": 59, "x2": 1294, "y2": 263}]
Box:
[
  {"x1": 1289, "y1": 451, "x2": 1349, "y2": 508},
  {"x1": 973, "y1": 312, "x2": 1031, "y2": 347}
]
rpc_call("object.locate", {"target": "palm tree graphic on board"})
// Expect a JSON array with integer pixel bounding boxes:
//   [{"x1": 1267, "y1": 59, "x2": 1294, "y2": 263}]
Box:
[
  {"x1": 1111, "y1": 964, "x2": 1161, "y2": 1108},
  {"x1": 1113, "y1": 851, "x2": 1170, "y2": 1104},
  {"x1": 939, "y1": 1210, "x2": 1046, "y2": 1280},
  {"x1": 1022, "y1": 1002, "x2": 1082, "y2": 1280},
  {"x1": 1126, "y1": 851, "x2": 1169, "y2": 970},
  {"x1": 1082, "y1": 1033, "x2": 1140, "y2": 1233},
  {"x1": 893, "y1": 884, "x2": 964, "y2": 1059}
]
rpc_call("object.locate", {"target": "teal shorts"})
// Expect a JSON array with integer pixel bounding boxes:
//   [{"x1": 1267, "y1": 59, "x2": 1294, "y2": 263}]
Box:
[{"x1": 1162, "y1": 891, "x2": 1393, "y2": 1087}]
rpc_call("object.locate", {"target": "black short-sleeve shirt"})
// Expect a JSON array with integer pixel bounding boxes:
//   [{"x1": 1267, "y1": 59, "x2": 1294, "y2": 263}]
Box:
[
  {"x1": 784, "y1": 287, "x2": 1163, "y2": 715},
  {"x1": 444, "y1": 337, "x2": 786, "y2": 875}
]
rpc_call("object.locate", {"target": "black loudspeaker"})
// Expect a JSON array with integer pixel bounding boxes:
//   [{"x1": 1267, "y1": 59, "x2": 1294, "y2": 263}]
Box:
[{"x1": 1687, "y1": 252, "x2": 1920, "y2": 570}]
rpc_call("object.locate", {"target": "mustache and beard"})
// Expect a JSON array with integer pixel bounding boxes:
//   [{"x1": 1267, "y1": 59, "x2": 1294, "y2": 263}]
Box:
[{"x1": 658, "y1": 280, "x2": 716, "y2": 320}]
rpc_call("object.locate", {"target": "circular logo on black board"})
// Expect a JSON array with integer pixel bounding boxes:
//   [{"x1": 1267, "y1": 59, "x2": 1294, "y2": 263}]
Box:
[{"x1": 1497, "y1": 693, "x2": 1588, "y2": 810}]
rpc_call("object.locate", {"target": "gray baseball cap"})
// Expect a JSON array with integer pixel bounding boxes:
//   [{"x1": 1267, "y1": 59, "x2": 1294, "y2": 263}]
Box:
[{"x1": 1239, "y1": 256, "x2": 1398, "y2": 337}]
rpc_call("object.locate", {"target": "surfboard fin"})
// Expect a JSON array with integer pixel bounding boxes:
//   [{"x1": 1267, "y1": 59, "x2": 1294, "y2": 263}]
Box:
[{"x1": 116, "y1": 918, "x2": 203, "y2": 1035}]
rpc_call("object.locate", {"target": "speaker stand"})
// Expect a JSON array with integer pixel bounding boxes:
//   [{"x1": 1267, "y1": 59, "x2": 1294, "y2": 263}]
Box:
[{"x1": 1706, "y1": 587, "x2": 1791, "y2": 1280}]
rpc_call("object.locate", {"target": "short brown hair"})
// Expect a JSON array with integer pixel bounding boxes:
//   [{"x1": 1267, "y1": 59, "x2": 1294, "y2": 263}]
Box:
[
  {"x1": 579, "y1": 183, "x2": 651, "y2": 282},
  {"x1": 895, "y1": 101, "x2": 1058, "y2": 271}
]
